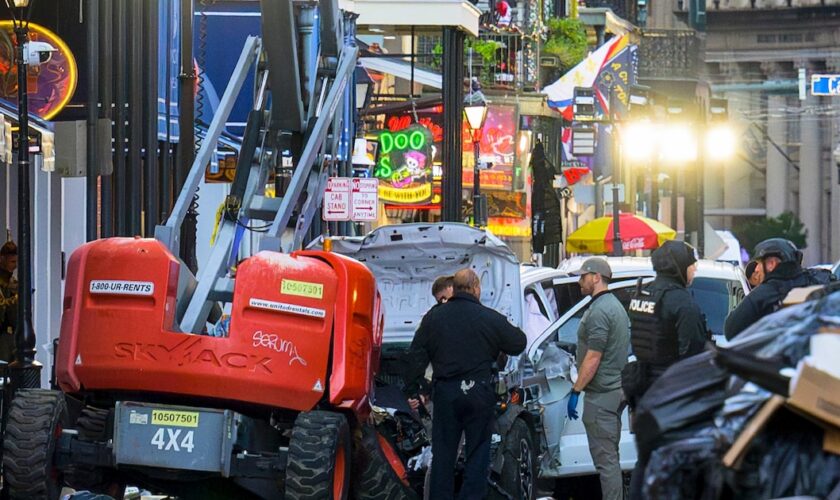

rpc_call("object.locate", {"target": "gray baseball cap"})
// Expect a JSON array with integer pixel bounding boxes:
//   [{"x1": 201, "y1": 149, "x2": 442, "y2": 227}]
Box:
[{"x1": 570, "y1": 257, "x2": 612, "y2": 279}]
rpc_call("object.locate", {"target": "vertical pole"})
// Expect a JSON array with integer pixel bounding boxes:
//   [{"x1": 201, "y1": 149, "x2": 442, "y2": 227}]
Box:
[
  {"x1": 99, "y1": 0, "x2": 113, "y2": 238},
  {"x1": 145, "y1": 0, "x2": 160, "y2": 234},
  {"x1": 610, "y1": 88, "x2": 623, "y2": 256},
  {"x1": 86, "y1": 0, "x2": 99, "y2": 241},
  {"x1": 473, "y1": 138, "x2": 480, "y2": 225},
  {"x1": 129, "y1": 0, "x2": 144, "y2": 236},
  {"x1": 114, "y1": 0, "x2": 128, "y2": 236},
  {"x1": 650, "y1": 156, "x2": 659, "y2": 220},
  {"x1": 12, "y1": 24, "x2": 42, "y2": 389},
  {"x1": 177, "y1": 0, "x2": 196, "y2": 188},
  {"x1": 441, "y1": 27, "x2": 464, "y2": 222},
  {"x1": 696, "y1": 100, "x2": 706, "y2": 257}
]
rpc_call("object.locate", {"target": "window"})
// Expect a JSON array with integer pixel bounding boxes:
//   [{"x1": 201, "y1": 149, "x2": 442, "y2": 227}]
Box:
[{"x1": 689, "y1": 278, "x2": 740, "y2": 337}]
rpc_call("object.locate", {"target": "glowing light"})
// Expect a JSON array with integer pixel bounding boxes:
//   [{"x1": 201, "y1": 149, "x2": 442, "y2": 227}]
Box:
[
  {"x1": 660, "y1": 124, "x2": 697, "y2": 163},
  {"x1": 706, "y1": 124, "x2": 737, "y2": 161},
  {"x1": 621, "y1": 121, "x2": 657, "y2": 162}
]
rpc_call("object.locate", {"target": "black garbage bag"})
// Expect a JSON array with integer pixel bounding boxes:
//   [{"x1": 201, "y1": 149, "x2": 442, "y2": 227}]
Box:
[
  {"x1": 644, "y1": 435, "x2": 725, "y2": 500},
  {"x1": 633, "y1": 351, "x2": 730, "y2": 459},
  {"x1": 728, "y1": 408, "x2": 840, "y2": 499},
  {"x1": 712, "y1": 346, "x2": 790, "y2": 397}
]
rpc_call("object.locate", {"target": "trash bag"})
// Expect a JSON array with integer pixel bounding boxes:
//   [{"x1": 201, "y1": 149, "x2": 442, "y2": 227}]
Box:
[
  {"x1": 644, "y1": 435, "x2": 724, "y2": 500},
  {"x1": 712, "y1": 346, "x2": 790, "y2": 397},
  {"x1": 633, "y1": 351, "x2": 729, "y2": 459},
  {"x1": 728, "y1": 409, "x2": 840, "y2": 499}
]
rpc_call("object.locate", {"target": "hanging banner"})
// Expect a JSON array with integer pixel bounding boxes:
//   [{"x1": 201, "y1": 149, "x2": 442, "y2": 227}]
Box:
[{"x1": 374, "y1": 124, "x2": 434, "y2": 205}]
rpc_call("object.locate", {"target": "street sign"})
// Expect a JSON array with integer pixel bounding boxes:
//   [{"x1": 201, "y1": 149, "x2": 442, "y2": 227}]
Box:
[
  {"x1": 811, "y1": 74, "x2": 840, "y2": 96},
  {"x1": 351, "y1": 178, "x2": 378, "y2": 221},
  {"x1": 323, "y1": 177, "x2": 350, "y2": 221}
]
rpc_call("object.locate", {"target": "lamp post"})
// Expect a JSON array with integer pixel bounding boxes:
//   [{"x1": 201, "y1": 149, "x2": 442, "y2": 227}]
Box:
[
  {"x1": 464, "y1": 88, "x2": 488, "y2": 227},
  {"x1": 5, "y1": 0, "x2": 42, "y2": 389}
]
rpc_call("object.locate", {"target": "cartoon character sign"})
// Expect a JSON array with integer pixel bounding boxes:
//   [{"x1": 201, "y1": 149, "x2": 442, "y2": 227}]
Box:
[{"x1": 375, "y1": 124, "x2": 434, "y2": 204}]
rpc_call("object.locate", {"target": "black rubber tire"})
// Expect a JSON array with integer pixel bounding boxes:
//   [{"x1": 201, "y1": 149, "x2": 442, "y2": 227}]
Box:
[
  {"x1": 3, "y1": 389, "x2": 69, "y2": 500},
  {"x1": 64, "y1": 406, "x2": 125, "y2": 498},
  {"x1": 285, "y1": 411, "x2": 351, "y2": 500},
  {"x1": 353, "y1": 425, "x2": 418, "y2": 500},
  {"x1": 491, "y1": 418, "x2": 537, "y2": 500}
]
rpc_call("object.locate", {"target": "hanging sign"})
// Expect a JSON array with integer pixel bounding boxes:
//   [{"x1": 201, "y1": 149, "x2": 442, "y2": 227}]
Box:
[
  {"x1": 351, "y1": 178, "x2": 378, "y2": 221},
  {"x1": 323, "y1": 177, "x2": 350, "y2": 221},
  {"x1": 374, "y1": 124, "x2": 434, "y2": 205}
]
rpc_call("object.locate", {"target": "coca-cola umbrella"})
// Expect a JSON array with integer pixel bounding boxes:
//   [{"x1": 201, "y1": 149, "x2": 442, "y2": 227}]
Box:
[{"x1": 566, "y1": 213, "x2": 676, "y2": 254}]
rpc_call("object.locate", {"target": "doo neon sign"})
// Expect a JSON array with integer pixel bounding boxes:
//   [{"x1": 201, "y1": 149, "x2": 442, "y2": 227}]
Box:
[{"x1": 374, "y1": 124, "x2": 434, "y2": 204}]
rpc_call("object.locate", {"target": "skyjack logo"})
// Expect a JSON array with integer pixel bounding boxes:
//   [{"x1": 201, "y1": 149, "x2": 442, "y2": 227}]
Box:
[{"x1": 114, "y1": 336, "x2": 273, "y2": 374}]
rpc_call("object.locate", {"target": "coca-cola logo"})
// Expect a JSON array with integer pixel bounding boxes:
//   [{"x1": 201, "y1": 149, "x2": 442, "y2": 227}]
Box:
[{"x1": 622, "y1": 237, "x2": 647, "y2": 251}]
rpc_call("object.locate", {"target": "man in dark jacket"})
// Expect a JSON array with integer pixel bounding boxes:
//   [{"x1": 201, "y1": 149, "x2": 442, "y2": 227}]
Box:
[
  {"x1": 403, "y1": 268, "x2": 527, "y2": 500},
  {"x1": 627, "y1": 240, "x2": 708, "y2": 499},
  {"x1": 724, "y1": 238, "x2": 827, "y2": 340}
]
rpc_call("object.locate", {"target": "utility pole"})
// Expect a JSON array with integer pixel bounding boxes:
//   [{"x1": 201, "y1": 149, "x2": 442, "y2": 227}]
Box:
[{"x1": 610, "y1": 88, "x2": 623, "y2": 257}]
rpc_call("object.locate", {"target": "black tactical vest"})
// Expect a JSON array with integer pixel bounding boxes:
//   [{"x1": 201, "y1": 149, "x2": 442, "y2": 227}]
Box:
[{"x1": 628, "y1": 286, "x2": 679, "y2": 366}]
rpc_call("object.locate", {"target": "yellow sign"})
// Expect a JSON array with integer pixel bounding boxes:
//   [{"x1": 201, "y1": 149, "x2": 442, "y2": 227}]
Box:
[
  {"x1": 151, "y1": 409, "x2": 199, "y2": 428},
  {"x1": 281, "y1": 279, "x2": 324, "y2": 299},
  {"x1": 379, "y1": 183, "x2": 432, "y2": 204}
]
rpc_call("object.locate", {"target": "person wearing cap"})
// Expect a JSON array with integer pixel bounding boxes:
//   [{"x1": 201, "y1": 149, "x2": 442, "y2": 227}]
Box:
[
  {"x1": 745, "y1": 259, "x2": 764, "y2": 289},
  {"x1": 568, "y1": 258, "x2": 630, "y2": 500},
  {"x1": 724, "y1": 238, "x2": 828, "y2": 340}
]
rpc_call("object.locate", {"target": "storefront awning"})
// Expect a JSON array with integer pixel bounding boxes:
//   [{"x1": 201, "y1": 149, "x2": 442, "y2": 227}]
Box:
[
  {"x1": 339, "y1": 0, "x2": 480, "y2": 36},
  {"x1": 360, "y1": 57, "x2": 442, "y2": 89}
]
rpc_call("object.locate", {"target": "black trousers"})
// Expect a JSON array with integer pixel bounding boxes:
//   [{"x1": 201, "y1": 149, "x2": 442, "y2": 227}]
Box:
[{"x1": 429, "y1": 377, "x2": 495, "y2": 500}]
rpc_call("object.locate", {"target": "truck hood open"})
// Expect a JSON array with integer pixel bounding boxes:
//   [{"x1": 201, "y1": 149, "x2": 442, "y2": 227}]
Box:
[{"x1": 309, "y1": 223, "x2": 523, "y2": 345}]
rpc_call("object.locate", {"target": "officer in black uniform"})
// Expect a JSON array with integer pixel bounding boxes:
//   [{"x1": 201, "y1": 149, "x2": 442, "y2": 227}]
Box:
[
  {"x1": 626, "y1": 240, "x2": 709, "y2": 499},
  {"x1": 403, "y1": 268, "x2": 526, "y2": 500},
  {"x1": 724, "y1": 238, "x2": 829, "y2": 340}
]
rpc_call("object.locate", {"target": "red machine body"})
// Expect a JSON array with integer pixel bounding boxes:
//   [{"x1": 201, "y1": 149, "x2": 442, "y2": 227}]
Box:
[{"x1": 56, "y1": 238, "x2": 381, "y2": 418}]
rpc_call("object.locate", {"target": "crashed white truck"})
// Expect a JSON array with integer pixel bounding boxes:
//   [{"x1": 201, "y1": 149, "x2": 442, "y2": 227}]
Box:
[{"x1": 317, "y1": 222, "x2": 616, "y2": 498}]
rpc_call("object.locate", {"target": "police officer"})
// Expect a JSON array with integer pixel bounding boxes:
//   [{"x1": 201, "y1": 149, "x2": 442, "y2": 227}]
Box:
[
  {"x1": 724, "y1": 238, "x2": 828, "y2": 340},
  {"x1": 627, "y1": 240, "x2": 708, "y2": 398},
  {"x1": 626, "y1": 240, "x2": 708, "y2": 499},
  {"x1": 403, "y1": 268, "x2": 526, "y2": 500},
  {"x1": 0, "y1": 241, "x2": 18, "y2": 362}
]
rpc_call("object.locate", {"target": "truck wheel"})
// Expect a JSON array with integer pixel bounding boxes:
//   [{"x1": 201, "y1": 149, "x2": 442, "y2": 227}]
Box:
[
  {"x1": 3, "y1": 389, "x2": 69, "y2": 500},
  {"x1": 286, "y1": 411, "x2": 351, "y2": 500},
  {"x1": 492, "y1": 418, "x2": 537, "y2": 500},
  {"x1": 64, "y1": 406, "x2": 125, "y2": 498},
  {"x1": 354, "y1": 425, "x2": 418, "y2": 500}
]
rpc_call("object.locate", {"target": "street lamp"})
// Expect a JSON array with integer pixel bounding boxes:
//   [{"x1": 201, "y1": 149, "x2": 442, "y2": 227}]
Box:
[
  {"x1": 4, "y1": 0, "x2": 42, "y2": 389},
  {"x1": 464, "y1": 88, "x2": 488, "y2": 227}
]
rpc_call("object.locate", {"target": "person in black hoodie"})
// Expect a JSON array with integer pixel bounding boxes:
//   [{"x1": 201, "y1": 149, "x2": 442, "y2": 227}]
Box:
[
  {"x1": 724, "y1": 238, "x2": 828, "y2": 340},
  {"x1": 627, "y1": 240, "x2": 709, "y2": 499},
  {"x1": 627, "y1": 240, "x2": 709, "y2": 399}
]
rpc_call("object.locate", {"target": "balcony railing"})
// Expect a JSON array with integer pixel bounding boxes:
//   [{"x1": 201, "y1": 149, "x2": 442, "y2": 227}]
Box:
[
  {"x1": 469, "y1": 31, "x2": 539, "y2": 91},
  {"x1": 637, "y1": 29, "x2": 702, "y2": 80}
]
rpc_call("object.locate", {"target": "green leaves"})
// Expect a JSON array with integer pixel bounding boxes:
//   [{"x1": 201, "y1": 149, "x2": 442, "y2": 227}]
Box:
[{"x1": 543, "y1": 17, "x2": 588, "y2": 71}]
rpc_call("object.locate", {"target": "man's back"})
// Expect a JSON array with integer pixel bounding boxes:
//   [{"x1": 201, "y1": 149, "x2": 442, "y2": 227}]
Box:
[{"x1": 417, "y1": 292, "x2": 526, "y2": 381}]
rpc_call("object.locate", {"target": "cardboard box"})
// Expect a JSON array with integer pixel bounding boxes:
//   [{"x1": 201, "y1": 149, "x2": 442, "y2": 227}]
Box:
[
  {"x1": 825, "y1": 427, "x2": 840, "y2": 455},
  {"x1": 788, "y1": 363, "x2": 840, "y2": 429},
  {"x1": 723, "y1": 395, "x2": 785, "y2": 469}
]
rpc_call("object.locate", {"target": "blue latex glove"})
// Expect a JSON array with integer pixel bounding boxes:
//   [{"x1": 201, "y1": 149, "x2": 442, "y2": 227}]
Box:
[{"x1": 567, "y1": 391, "x2": 580, "y2": 420}]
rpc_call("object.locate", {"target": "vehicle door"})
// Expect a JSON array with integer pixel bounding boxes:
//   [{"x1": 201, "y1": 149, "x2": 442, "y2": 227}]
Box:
[
  {"x1": 526, "y1": 279, "x2": 647, "y2": 476},
  {"x1": 522, "y1": 276, "x2": 582, "y2": 349}
]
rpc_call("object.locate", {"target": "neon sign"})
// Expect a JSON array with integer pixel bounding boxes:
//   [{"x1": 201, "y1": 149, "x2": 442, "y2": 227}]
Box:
[{"x1": 375, "y1": 124, "x2": 434, "y2": 204}]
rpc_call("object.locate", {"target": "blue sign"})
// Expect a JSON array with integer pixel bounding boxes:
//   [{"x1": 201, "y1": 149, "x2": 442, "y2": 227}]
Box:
[{"x1": 811, "y1": 74, "x2": 840, "y2": 96}]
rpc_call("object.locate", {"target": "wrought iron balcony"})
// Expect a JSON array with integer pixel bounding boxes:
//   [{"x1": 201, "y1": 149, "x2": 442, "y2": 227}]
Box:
[{"x1": 468, "y1": 30, "x2": 539, "y2": 91}]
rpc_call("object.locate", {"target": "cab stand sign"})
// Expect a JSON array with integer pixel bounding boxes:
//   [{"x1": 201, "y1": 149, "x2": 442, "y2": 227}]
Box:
[{"x1": 323, "y1": 177, "x2": 378, "y2": 222}]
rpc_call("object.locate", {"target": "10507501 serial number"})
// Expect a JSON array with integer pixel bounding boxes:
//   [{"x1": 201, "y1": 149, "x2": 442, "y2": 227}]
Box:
[{"x1": 151, "y1": 410, "x2": 199, "y2": 428}]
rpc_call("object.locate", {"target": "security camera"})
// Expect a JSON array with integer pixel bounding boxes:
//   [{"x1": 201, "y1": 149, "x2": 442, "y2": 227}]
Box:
[{"x1": 23, "y1": 41, "x2": 57, "y2": 66}]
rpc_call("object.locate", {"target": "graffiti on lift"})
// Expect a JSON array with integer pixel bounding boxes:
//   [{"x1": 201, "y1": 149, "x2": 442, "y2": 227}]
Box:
[{"x1": 252, "y1": 331, "x2": 308, "y2": 367}]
